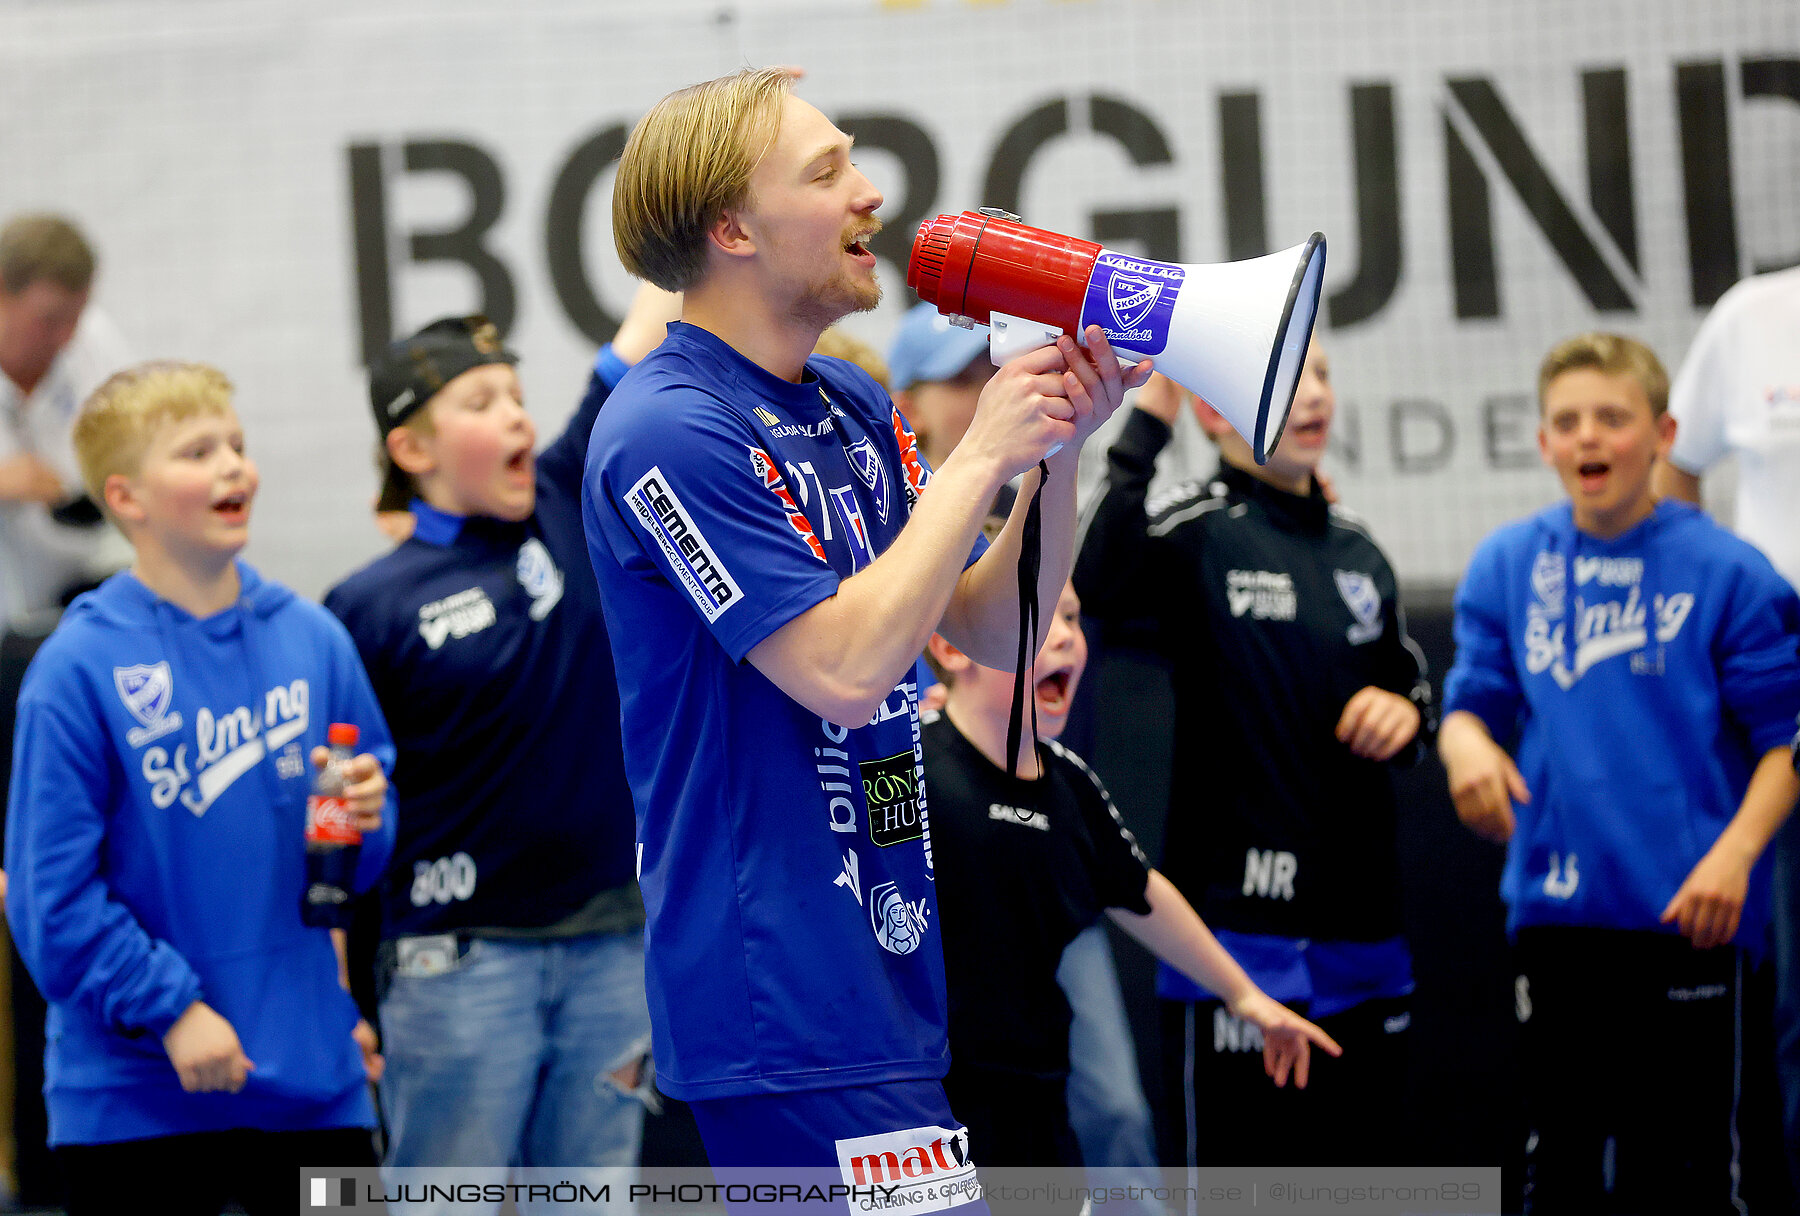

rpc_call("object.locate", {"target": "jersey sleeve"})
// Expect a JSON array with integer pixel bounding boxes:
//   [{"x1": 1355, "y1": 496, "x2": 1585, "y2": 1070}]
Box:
[
  {"x1": 587, "y1": 385, "x2": 843, "y2": 663},
  {"x1": 1666, "y1": 290, "x2": 1740, "y2": 475},
  {"x1": 1073, "y1": 409, "x2": 1178, "y2": 625},
  {"x1": 3, "y1": 663, "x2": 202, "y2": 1038},
  {"x1": 1056, "y1": 743, "x2": 1152, "y2": 916},
  {"x1": 1442, "y1": 532, "x2": 1525, "y2": 743},
  {"x1": 1714, "y1": 553, "x2": 1800, "y2": 755}
]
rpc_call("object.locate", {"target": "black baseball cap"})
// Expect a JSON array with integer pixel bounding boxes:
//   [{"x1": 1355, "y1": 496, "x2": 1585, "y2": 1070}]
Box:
[
  {"x1": 369, "y1": 315, "x2": 518, "y2": 513},
  {"x1": 368, "y1": 315, "x2": 518, "y2": 437}
]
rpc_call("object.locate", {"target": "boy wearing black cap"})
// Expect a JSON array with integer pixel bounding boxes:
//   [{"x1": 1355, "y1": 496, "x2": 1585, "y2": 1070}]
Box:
[{"x1": 325, "y1": 294, "x2": 671, "y2": 1208}]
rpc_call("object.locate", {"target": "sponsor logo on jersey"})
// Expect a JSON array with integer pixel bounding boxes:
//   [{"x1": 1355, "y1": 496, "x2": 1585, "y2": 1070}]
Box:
[
  {"x1": 418, "y1": 586, "x2": 498, "y2": 649},
  {"x1": 141, "y1": 679, "x2": 311, "y2": 817},
  {"x1": 514, "y1": 537, "x2": 564, "y2": 621},
  {"x1": 115, "y1": 661, "x2": 183, "y2": 747},
  {"x1": 830, "y1": 484, "x2": 874, "y2": 571},
  {"x1": 987, "y1": 802, "x2": 1049, "y2": 832},
  {"x1": 817, "y1": 719, "x2": 859, "y2": 836},
  {"x1": 836, "y1": 1124, "x2": 977, "y2": 1211},
  {"x1": 1530, "y1": 551, "x2": 1565, "y2": 618},
  {"x1": 890, "y1": 409, "x2": 930, "y2": 510},
  {"x1": 1334, "y1": 568, "x2": 1382, "y2": 644},
  {"x1": 870, "y1": 880, "x2": 930, "y2": 956},
  {"x1": 862, "y1": 750, "x2": 922, "y2": 847},
  {"x1": 1225, "y1": 569, "x2": 1297, "y2": 620},
  {"x1": 845, "y1": 436, "x2": 892, "y2": 526},
  {"x1": 627, "y1": 468, "x2": 742, "y2": 622},
  {"x1": 752, "y1": 403, "x2": 835, "y2": 440},
  {"x1": 750, "y1": 447, "x2": 827, "y2": 562}
]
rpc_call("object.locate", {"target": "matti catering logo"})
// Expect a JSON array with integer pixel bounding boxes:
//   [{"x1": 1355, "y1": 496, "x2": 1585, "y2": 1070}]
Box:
[
  {"x1": 115, "y1": 662, "x2": 182, "y2": 748},
  {"x1": 836, "y1": 1124, "x2": 979, "y2": 1212},
  {"x1": 626, "y1": 467, "x2": 743, "y2": 623}
]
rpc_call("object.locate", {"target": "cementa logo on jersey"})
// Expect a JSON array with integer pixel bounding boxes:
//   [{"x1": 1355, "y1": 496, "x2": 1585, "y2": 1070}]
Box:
[
  {"x1": 1522, "y1": 550, "x2": 1693, "y2": 688},
  {"x1": 1080, "y1": 253, "x2": 1183, "y2": 353},
  {"x1": 627, "y1": 467, "x2": 742, "y2": 622},
  {"x1": 139, "y1": 678, "x2": 311, "y2": 817}
]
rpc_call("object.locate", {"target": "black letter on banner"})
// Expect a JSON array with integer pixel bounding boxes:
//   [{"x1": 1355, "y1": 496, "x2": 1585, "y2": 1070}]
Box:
[
  {"x1": 838, "y1": 114, "x2": 939, "y2": 289},
  {"x1": 1219, "y1": 92, "x2": 1268, "y2": 262},
  {"x1": 1442, "y1": 77, "x2": 1633, "y2": 316},
  {"x1": 983, "y1": 98, "x2": 1069, "y2": 219},
  {"x1": 1741, "y1": 58, "x2": 1800, "y2": 275},
  {"x1": 545, "y1": 124, "x2": 631, "y2": 345},
  {"x1": 1390, "y1": 400, "x2": 1454, "y2": 473},
  {"x1": 1583, "y1": 69, "x2": 1637, "y2": 273},
  {"x1": 403, "y1": 140, "x2": 515, "y2": 335},
  {"x1": 1089, "y1": 95, "x2": 1179, "y2": 261},
  {"x1": 347, "y1": 143, "x2": 393, "y2": 367},
  {"x1": 1676, "y1": 61, "x2": 1737, "y2": 306},
  {"x1": 1483, "y1": 393, "x2": 1539, "y2": 469},
  {"x1": 1329, "y1": 84, "x2": 1403, "y2": 329}
]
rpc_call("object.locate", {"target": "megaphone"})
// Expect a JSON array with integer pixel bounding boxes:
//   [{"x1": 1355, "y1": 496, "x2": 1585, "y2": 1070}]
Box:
[{"x1": 906, "y1": 209, "x2": 1326, "y2": 465}]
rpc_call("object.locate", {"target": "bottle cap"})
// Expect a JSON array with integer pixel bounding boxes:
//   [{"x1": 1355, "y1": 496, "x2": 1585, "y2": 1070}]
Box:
[{"x1": 327, "y1": 723, "x2": 360, "y2": 747}]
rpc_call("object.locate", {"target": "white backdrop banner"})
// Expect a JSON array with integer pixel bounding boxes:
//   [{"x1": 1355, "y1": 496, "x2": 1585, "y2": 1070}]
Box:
[{"x1": 1, "y1": 0, "x2": 1794, "y2": 595}]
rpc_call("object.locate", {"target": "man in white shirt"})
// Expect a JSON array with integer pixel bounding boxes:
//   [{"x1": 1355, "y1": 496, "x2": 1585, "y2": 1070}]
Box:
[
  {"x1": 0, "y1": 213, "x2": 131, "y2": 626},
  {"x1": 1655, "y1": 265, "x2": 1800, "y2": 1197}
]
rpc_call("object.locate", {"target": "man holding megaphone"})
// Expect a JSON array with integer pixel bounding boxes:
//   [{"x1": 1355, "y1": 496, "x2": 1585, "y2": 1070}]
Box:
[{"x1": 581, "y1": 67, "x2": 1149, "y2": 1189}]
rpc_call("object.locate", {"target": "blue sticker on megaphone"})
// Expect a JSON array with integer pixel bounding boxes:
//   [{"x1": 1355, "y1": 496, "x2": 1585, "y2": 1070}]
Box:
[{"x1": 1081, "y1": 252, "x2": 1184, "y2": 355}]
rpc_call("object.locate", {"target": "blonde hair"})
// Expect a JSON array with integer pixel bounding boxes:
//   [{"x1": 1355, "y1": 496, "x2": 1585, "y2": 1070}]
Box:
[
  {"x1": 1538, "y1": 332, "x2": 1669, "y2": 418},
  {"x1": 73, "y1": 360, "x2": 234, "y2": 505},
  {"x1": 612, "y1": 67, "x2": 794, "y2": 291},
  {"x1": 0, "y1": 213, "x2": 96, "y2": 294},
  {"x1": 813, "y1": 327, "x2": 891, "y2": 391}
]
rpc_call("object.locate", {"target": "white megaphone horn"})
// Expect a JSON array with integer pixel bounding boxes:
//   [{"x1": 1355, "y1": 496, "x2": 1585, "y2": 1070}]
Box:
[{"x1": 906, "y1": 209, "x2": 1326, "y2": 464}]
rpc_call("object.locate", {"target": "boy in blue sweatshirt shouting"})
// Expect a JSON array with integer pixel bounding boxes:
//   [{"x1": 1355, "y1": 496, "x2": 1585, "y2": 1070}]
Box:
[
  {"x1": 4, "y1": 360, "x2": 397, "y2": 1215},
  {"x1": 1440, "y1": 332, "x2": 1800, "y2": 1212}
]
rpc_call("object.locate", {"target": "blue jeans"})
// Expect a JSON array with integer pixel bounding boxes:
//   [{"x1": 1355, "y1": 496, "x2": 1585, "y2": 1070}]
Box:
[
  {"x1": 1057, "y1": 923, "x2": 1160, "y2": 1215},
  {"x1": 1772, "y1": 817, "x2": 1800, "y2": 1196},
  {"x1": 379, "y1": 931, "x2": 652, "y2": 1215}
]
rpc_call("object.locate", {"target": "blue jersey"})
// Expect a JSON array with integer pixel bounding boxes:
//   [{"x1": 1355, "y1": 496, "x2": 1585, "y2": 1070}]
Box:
[
  {"x1": 326, "y1": 349, "x2": 639, "y2": 936},
  {"x1": 4, "y1": 564, "x2": 397, "y2": 1145},
  {"x1": 1443, "y1": 500, "x2": 1800, "y2": 947},
  {"x1": 583, "y1": 321, "x2": 975, "y2": 1100}
]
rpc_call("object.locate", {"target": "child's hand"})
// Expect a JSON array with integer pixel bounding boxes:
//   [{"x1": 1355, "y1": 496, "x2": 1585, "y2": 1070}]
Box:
[
  {"x1": 1336, "y1": 686, "x2": 1421, "y2": 761},
  {"x1": 163, "y1": 1001, "x2": 255, "y2": 1093},
  {"x1": 311, "y1": 748, "x2": 387, "y2": 832},
  {"x1": 353, "y1": 1017, "x2": 385, "y2": 1083},
  {"x1": 1439, "y1": 714, "x2": 1529, "y2": 843},
  {"x1": 1225, "y1": 991, "x2": 1342, "y2": 1089},
  {"x1": 1661, "y1": 846, "x2": 1752, "y2": 950}
]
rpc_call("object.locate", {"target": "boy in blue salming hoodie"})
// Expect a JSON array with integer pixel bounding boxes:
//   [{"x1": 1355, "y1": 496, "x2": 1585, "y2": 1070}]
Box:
[
  {"x1": 3, "y1": 360, "x2": 397, "y2": 1216},
  {"x1": 1440, "y1": 333, "x2": 1800, "y2": 1212}
]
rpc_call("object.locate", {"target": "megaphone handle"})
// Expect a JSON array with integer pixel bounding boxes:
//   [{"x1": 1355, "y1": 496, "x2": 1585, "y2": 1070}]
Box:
[{"x1": 988, "y1": 310, "x2": 1074, "y2": 457}]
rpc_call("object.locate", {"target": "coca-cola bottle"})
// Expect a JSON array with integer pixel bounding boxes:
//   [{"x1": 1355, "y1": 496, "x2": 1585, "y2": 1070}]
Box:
[{"x1": 303, "y1": 723, "x2": 363, "y2": 928}]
